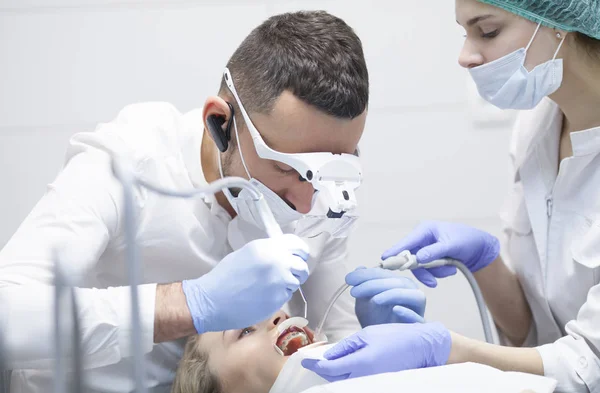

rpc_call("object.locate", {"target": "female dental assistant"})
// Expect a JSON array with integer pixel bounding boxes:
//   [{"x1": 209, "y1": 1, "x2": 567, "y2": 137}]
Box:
[{"x1": 303, "y1": 0, "x2": 600, "y2": 391}]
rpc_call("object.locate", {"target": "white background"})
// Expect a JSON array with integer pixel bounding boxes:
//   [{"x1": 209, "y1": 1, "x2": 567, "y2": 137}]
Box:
[{"x1": 0, "y1": 0, "x2": 517, "y2": 341}]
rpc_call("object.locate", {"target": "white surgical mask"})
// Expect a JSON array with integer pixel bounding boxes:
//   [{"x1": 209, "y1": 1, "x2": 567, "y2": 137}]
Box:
[
  {"x1": 469, "y1": 23, "x2": 567, "y2": 110},
  {"x1": 218, "y1": 117, "x2": 303, "y2": 230}
]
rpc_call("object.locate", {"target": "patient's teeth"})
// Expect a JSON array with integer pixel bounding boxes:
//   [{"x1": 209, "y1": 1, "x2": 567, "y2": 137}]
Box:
[{"x1": 276, "y1": 327, "x2": 311, "y2": 356}]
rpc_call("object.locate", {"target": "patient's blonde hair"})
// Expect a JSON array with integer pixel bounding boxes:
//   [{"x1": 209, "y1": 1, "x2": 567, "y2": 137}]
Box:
[{"x1": 172, "y1": 335, "x2": 222, "y2": 393}]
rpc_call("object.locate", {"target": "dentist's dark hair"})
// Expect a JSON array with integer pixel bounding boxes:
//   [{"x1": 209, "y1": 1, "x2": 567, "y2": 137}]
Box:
[{"x1": 220, "y1": 10, "x2": 369, "y2": 119}]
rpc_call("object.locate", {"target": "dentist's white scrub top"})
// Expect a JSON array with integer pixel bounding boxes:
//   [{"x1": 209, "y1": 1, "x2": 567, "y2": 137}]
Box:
[
  {"x1": 500, "y1": 98, "x2": 600, "y2": 392},
  {"x1": 0, "y1": 102, "x2": 360, "y2": 393}
]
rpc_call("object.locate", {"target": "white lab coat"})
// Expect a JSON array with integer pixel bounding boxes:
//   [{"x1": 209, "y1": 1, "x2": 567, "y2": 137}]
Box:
[
  {"x1": 500, "y1": 98, "x2": 600, "y2": 392},
  {"x1": 0, "y1": 102, "x2": 360, "y2": 392}
]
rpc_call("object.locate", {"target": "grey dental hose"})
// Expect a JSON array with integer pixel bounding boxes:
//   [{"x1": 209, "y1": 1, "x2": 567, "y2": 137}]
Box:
[
  {"x1": 111, "y1": 157, "x2": 308, "y2": 393},
  {"x1": 111, "y1": 158, "x2": 289, "y2": 393},
  {"x1": 314, "y1": 251, "x2": 494, "y2": 344}
]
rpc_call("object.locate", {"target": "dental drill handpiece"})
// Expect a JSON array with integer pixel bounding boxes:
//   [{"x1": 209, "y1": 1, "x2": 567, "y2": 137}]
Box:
[
  {"x1": 314, "y1": 251, "x2": 494, "y2": 344},
  {"x1": 253, "y1": 195, "x2": 308, "y2": 320},
  {"x1": 380, "y1": 251, "x2": 494, "y2": 344},
  {"x1": 312, "y1": 253, "x2": 424, "y2": 341}
]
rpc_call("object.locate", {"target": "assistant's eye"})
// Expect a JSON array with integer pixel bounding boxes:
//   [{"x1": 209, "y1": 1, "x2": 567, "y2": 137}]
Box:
[
  {"x1": 239, "y1": 327, "x2": 255, "y2": 338},
  {"x1": 481, "y1": 29, "x2": 499, "y2": 39}
]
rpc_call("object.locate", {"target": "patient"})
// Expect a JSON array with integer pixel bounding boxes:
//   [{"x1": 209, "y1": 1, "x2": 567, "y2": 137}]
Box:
[{"x1": 171, "y1": 310, "x2": 327, "y2": 393}]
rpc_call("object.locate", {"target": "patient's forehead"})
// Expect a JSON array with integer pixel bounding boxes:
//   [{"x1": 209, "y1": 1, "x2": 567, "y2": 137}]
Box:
[
  {"x1": 197, "y1": 331, "x2": 225, "y2": 351},
  {"x1": 194, "y1": 332, "x2": 225, "y2": 368},
  {"x1": 197, "y1": 332, "x2": 246, "y2": 385}
]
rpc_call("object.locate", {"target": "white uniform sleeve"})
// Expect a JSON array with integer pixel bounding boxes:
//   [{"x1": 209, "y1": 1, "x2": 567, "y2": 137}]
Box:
[
  {"x1": 300, "y1": 237, "x2": 360, "y2": 343},
  {"x1": 0, "y1": 121, "x2": 157, "y2": 369},
  {"x1": 536, "y1": 283, "x2": 600, "y2": 393},
  {"x1": 497, "y1": 109, "x2": 540, "y2": 349}
]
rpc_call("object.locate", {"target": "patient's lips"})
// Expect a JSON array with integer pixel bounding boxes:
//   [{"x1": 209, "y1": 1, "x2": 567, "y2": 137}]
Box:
[{"x1": 274, "y1": 317, "x2": 315, "y2": 356}]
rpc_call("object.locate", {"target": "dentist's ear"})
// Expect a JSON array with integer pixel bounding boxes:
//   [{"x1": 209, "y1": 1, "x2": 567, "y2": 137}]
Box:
[{"x1": 203, "y1": 97, "x2": 234, "y2": 153}]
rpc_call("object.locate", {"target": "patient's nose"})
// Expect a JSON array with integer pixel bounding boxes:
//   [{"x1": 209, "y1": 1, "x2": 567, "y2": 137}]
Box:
[{"x1": 270, "y1": 310, "x2": 288, "y2": 328}]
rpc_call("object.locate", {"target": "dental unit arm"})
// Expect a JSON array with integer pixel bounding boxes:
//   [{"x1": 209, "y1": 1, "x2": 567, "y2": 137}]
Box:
[
  {"x1": 0, "y1": 328, "x2": 7, "y2": 393},
  {"x1": 314, "y1": 251, "x2": 494, "y2": 345}
]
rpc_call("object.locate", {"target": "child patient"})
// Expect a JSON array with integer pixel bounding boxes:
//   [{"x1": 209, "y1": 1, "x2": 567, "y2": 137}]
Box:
[{"x1": 171, "y1": 310, "x2": 331, "y2": 393}]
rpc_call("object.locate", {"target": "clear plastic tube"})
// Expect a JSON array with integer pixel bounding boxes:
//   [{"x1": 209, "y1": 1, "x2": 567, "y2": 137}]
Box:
[{"x1": 314, "y1": 283, "x2": 349, "y2": 340}]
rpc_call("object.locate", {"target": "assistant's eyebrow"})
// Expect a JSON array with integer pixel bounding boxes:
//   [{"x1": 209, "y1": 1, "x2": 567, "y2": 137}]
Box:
[{"x1": 458, "y1": 14, "x2": 494, "y2": 27}]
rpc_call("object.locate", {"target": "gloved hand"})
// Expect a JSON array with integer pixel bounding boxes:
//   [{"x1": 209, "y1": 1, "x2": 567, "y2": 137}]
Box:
[
  {"x1": 182, "y1": 234, "x2": 309, "y2": 333},
  {"x1": 382, "y1": 221, "x2": 500, "y2": 288},
  {"x1": 302, "y1": 322, "x2": 451, "y2": 382},
  {"x1": 348, "y1": 267, "x2": 426, "y2": 327}
]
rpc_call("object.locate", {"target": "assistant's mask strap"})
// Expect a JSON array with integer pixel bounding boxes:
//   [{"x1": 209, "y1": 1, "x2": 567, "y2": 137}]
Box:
[
  {"x1": 233, "y1": 115, "x2": 252, "y2": 179},
  {"x1": 552, "y1": 33, "x2": 567, "y2": 60},
  {"x1": 525, "y1": 23, "x2": 542, "y2": 52}
]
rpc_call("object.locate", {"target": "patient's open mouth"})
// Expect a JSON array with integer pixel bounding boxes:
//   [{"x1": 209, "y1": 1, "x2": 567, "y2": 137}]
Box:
[
  {"x1": 276, "y1": 327, "x2": 311, "y2": 356},
  {"x1": 274, "y1": 317, "x2": 315, "y2": 356}
]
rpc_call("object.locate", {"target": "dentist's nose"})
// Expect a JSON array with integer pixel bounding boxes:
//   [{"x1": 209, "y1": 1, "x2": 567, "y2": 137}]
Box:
[{"x1": 285, "y1": 181, "x2": 315, "y2": 214}]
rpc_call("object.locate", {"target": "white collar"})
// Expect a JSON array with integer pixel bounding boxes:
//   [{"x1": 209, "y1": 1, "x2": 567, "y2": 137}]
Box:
[{"x1": 180, "y1": 108, "x2": 208, "y2": 189}]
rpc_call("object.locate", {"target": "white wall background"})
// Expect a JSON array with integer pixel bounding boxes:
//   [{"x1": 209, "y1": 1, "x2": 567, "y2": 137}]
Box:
[{"x1": 0, "y1": 0, "x2": 516, "y2": 341}]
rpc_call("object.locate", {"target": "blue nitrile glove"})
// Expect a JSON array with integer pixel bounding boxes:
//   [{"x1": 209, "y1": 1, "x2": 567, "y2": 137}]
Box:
[
  {"x1": 348, "y1": 267, "x2": 426, "y2": 326},
  {"x1": 182, "y1": 234, "x2": 309, "y2": 334},
  {"x1": 382, "y1": 221, "x2": 500, "y2": 288},
  {"x1": 302, "y1": 322, "x2": 451, "y2": 382}
]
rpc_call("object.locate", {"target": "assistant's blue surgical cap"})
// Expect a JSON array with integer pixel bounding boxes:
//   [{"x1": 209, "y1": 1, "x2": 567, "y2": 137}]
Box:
[{"x1": 479, "y1": 0, "x2": 600, "y2": 39}]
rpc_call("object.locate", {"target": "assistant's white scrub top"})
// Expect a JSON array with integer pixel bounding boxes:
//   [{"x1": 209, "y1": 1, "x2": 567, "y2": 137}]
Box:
[
  {"x1": 500, "y1": 98, "x2": 600, "y2": 392},
  {"x1": 0, "y1": 102, "x2": 359, "y2": 393}
]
